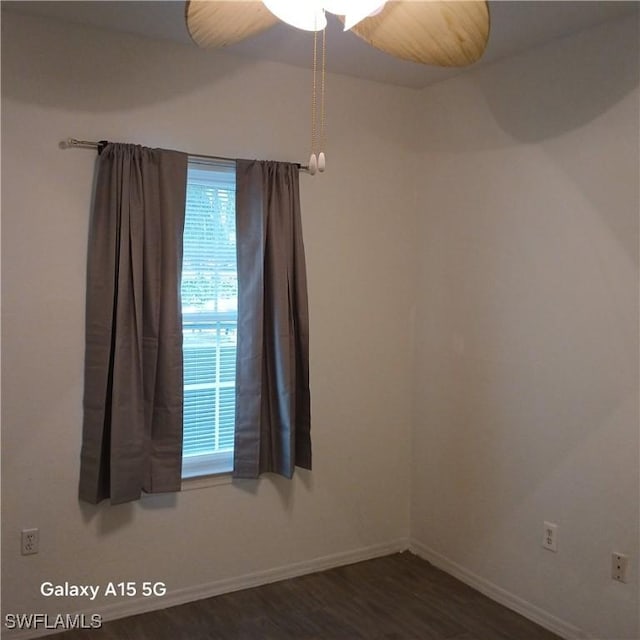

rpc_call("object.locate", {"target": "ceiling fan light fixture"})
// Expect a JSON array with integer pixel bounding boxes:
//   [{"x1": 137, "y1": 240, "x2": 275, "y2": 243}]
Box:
[
  {"x1": 262, "y1": 0, "x2": 327, "y2": 32},
  {"x1": 342, "y1": 1, "x2": 387, "y2": 30},
  {"x1": 323, "y1": 0, "x2": 385, "y2": 17}
]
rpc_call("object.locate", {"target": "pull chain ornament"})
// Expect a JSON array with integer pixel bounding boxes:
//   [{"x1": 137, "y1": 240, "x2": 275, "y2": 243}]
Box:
[
  {"x1": 318, "y1": 25, "x2": 326, "y2": 172},
  {"x1": 309, "y1": 20, "x2": 327, "y2": 175},
  {"x1": 309, "y1": 27, "x2": 318, "y2": 174}
]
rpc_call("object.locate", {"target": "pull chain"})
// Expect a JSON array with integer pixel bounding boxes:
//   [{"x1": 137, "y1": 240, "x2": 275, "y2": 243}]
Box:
[
  {"x1": 318, "y1": 25, "x2": 326, "y2": 172},
  {"x1": 309, "y1": 27, "x2": 319, "y2": 174},
  {"x1": 309, "y1": 16, "x2": 327, "y2": 175}
]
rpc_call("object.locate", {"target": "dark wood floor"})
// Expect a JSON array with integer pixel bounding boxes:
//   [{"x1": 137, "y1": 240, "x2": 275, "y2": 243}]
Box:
[{"x1": 50, "y1": 552, "x2": 560, "y2": 640}]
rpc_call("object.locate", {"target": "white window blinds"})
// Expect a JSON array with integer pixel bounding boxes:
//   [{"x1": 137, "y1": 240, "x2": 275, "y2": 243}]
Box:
[{"x1": 181, "y1": 159, "x2": 237, "y2": 478}]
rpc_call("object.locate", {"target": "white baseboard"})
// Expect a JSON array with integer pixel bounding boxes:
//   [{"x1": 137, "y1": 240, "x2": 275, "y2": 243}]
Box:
[
  {"x1": 4, "y1": 538, "x2": 410, "y2": 640},
  {"x1": 409, "y1": 539, "x2": 593, "y2": 640}
]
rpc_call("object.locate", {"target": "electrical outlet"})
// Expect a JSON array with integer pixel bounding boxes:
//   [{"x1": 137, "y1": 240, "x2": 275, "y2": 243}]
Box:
[
  {"x1": 542, "y1": 521, "x2": 558, "y2": 552},
  {"x1": 612, "y1": 552, "x2": 629, "y2": 583},
  {"x1": 21, "y1": 528, "x2": 39, "y2": 555}
]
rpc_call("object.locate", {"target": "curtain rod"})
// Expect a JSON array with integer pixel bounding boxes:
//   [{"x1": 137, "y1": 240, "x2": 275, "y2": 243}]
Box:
[{"x1": 62, "y1": 138, "x2": 310, "y2": 172}]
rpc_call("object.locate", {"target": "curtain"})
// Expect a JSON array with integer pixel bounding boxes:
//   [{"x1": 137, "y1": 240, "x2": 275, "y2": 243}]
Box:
[
  {"x1": 79, "y1": 144, "x2": 188, "y2": 505},
  {"x1": 233, "y1": 160, "x2": 312, "y2": 478}
]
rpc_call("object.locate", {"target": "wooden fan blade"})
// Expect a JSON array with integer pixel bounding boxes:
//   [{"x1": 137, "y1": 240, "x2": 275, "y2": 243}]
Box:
[
  {"x1": 186, "y1": 0, "x2": 279, "y2": 48},
  {"x1": 348, "y1": 0, "x2": 490, "y2": 67}
]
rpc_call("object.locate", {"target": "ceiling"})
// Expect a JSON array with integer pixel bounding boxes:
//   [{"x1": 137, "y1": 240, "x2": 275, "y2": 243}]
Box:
[{"x1": 3, "y1": 1, "x2": 637, "y2": 88}]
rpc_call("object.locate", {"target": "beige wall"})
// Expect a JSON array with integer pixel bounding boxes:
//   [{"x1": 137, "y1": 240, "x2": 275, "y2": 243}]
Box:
[
  {"x1": 1, "y1": 11, "x2": 416, "y2": 632},
  {"x1": 410, "y1": 15, "x2": 639, "y2": 640},
  {"x1": 2, "y1": 7, "x2": 638, "y2": 640}
]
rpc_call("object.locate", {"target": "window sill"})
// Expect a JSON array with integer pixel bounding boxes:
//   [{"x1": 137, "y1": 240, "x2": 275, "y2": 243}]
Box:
[
  {"x1": 181, "y1": 472, "x2": 233, "y2": 491},
  {"x1": 182, "y1": 450, "x2": 233, "y2": 480}
]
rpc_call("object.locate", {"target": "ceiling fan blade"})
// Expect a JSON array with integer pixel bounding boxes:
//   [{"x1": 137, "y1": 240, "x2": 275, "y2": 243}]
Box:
[
  {"x1": 347, "y1": 0, "x2": 490, "y2": 67},
  {"x1": 186, "y1": 0, "x2": 279, "y2": 48}
]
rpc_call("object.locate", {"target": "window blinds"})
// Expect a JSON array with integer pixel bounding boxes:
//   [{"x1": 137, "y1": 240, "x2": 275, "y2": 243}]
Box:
[{"x1": 181, "y1": 160, "x2": 237, "y2": 476}]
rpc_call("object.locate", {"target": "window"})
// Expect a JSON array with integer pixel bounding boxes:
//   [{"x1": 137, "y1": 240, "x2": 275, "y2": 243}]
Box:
[{"x1": 181, "y1": 159, "x2": 237, "y2": 478}]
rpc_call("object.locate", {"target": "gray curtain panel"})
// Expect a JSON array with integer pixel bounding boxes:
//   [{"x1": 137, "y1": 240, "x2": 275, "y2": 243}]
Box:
[
  {"x1": 79, "y1": 144, "x2": 188, "y2": 505},
  {"x1": 234, "y1": 160, "x2": 312, "y2": 478}
]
